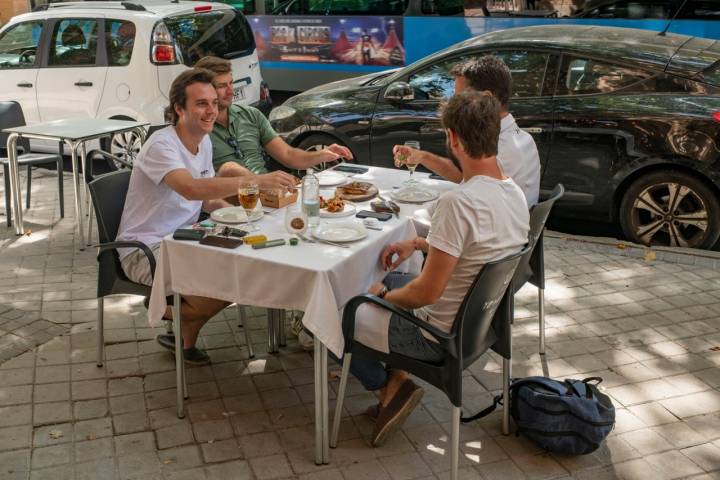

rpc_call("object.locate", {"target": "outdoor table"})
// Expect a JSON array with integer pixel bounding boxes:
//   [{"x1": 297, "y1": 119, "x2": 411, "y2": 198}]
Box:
[
  {"x1": 2, "y1": 118, "x2": 147, "y2": 245},
  {"x1": 147, "y1": 166, "x2": 455, "y2": 465}
]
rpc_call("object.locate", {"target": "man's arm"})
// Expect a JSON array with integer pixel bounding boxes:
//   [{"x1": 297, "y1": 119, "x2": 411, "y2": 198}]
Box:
[
  {"x1": 164, "y1": 168, "x2": 293, "y2": 201},
  {"x1": 264, "y1": 137, "x2": 353, "y2": 170},
  {"x1": 202, "y1": 198, "x2": 233, "y2": 213},
  {"x1": 393, "y1": 145, "x2": 462, "y2": 183},
  {"x1": 371, "y1": 246, "x2": 458, "y2": 309}
]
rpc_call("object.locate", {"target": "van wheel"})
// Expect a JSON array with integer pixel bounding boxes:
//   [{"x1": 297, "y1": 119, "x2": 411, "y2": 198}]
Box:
[
  {"x1": 296, "y1": 134, "x2": 352, "y2": 171},
  {"x1": 101, "y1": 127, "x2": 142, "y2": 168},
  {"x1": 619, "y1": 170, "x2": 720, "y2": 249}
]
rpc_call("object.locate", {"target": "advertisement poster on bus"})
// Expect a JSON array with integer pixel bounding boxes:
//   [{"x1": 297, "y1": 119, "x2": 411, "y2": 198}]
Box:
[{"x1": 248, "y1": 15, "x2": 405, "y2": 66}]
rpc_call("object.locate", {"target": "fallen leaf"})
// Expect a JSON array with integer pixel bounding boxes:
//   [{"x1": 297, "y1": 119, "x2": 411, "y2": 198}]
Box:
[
  {"x1": 24, "y1": 229, "x2": 31, "y2": 236},
  {"x1": 162, "y1": 458, "x2": 174, "y2": 465},
  {"x1": 85, "y1": 433, "x2": 97, "y2": 441},
  {"x1": 616, "y1": 243, "x2": 626, "y2": 250},
  {"x1": 710, "y1": 346, "x2": 720, "y2": 352},
  {"x1": 644, "y1": 250, "x2": 656, "y2": 262},
  {"x1": 49, "y1": 430, "x2": 63, "y2": 439}
]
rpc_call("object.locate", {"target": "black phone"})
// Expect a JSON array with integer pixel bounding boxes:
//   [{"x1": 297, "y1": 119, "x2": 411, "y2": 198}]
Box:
[
  {"x1": 173, "y1": 229, "x2": 205, "y2": 241},
  {"x1": 429, "y1": 173, "x2": 446, "y2": 181},
  {"x1": 356, "y1": 210, "x2": 392, "y2": 221},
  {"x1": 334, "y1": 165, "x2": 369, "y2": 174},
  {"x1": 199, "y1": 235, "x2": 243, "y2": 249}
]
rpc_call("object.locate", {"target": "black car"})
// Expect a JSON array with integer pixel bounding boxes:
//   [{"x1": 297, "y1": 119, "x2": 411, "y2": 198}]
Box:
[
  {"x1": 572, "y1": 0, "x2": 719, "y2": 19},
  {"x1": 270, "y1": 25, "x2": 720, "y2": 250}
]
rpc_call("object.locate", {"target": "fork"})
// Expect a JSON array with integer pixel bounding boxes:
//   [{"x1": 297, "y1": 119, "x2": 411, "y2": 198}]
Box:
[
  {"x1": 377, "y1": 194, "x2": 400, "y2": 218},
  {"x1": 298, "y1": 233, "x2": 350, "y2": 249}
]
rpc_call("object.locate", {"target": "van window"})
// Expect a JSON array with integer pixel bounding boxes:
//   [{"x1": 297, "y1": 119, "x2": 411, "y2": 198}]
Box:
[
  {"x1": 164, "y1": 9, "x2": 255, "y2": 66},
  {"x1": 0, "y1": 20, "x2": 44, "y2": 69},
  {"x1": 106, "y1": 20, "x2": 135, "y2": 67},
  {"x1": 49, "y1": 18, "x2": 99, "y2": 66}
]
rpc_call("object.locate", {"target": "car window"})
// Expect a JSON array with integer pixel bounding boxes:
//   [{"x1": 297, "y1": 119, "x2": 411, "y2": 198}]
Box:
[
  {"x1": 106, "y1": 20, "x2": 135, "y2": 67},
  {"x1": 164, "y1": 10, "x2": 255, "y2": 66},
  {"x1": 560, "y1": 57, "x2": 652, "y2": 95},
  {"x1": 49, "y1": 18, "x2": 99, "y2": 66},
  {"x1": 0, "y1": 20, "x2": 44, "y2": 69},
  {"x1": 408, "y1": 56, "x2": 466, "y2": 101},
  {"x1": 493, "y1": 51, "x2": 550, "y2": 97}
]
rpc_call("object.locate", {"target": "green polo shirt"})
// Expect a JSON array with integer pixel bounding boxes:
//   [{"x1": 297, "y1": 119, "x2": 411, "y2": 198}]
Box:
[{"x1": 209, "y1": 104, "x2": 278, "y2": 174}]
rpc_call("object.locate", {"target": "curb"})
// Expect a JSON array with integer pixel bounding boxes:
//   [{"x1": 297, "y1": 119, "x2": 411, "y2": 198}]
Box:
[{"x1": 545, "y1": 230, "x2": 720, "y2": 269}]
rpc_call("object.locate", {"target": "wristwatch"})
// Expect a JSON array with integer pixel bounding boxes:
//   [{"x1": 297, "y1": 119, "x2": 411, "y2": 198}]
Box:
[{"x1": 377, "y1": 286, "x2": 388, "y2": 299}]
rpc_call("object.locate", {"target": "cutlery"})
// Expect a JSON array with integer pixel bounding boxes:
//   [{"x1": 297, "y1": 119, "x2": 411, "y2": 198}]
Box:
[
  {"x1": 377, "y1": 194, "x2": 400, "y2": 218},
  {"x1": 298, "y1": 233, "x2": 350, "y2": 249}
]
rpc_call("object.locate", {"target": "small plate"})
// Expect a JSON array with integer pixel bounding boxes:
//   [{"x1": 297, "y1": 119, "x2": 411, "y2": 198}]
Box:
[
  {"x1": 312, "y1": 221, "x2": 368, "y2": 243},
  {"x1": 210, "y1": 206, "x2": 263, "y2": 224},
  {"x1": 391, "y1": 187, "x2": 439, "y2": 204},
  {"x1": 320, "y1": 202, "x2": 356, "y2": 218},
  {"x1": 316, "y1": 171, "x2": 348, "y2": 187}
]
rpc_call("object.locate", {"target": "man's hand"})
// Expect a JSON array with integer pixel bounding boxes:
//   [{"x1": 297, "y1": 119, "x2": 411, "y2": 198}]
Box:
[
  {"x1": 380, "y1": 239, "x2": 416, "y2": 271},
  {"x1": 392, "y1": 145, "x2": 423, "y2": 168},
  {"x1": 326, "y1": 143, "x2": 353, "y2": 161},
  {"x1": 368, "y1": 282, "x2": 385, "y2": 296},
  {"x1": 255, "y1": 171, "x2": 297, "y2": 192}
]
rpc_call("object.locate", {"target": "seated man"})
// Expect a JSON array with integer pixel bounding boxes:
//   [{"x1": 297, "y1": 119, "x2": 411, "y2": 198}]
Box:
[
  {"x1": 116, "y1": 68, "x2": 296, "y2": 365},
  {"x1": 345, "y1": 90, "x2": 530, "y2": 446},
  {"x1": 194, "y1": 56, "x2": 353, "y2": 177},
  {"x1": 393, "y1": 56, "x2": 541, "y2": 208}
]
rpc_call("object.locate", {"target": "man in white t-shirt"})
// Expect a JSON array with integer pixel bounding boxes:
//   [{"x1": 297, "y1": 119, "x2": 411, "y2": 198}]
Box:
[
  {"x1": 342, "y1": 91, "x2": 529, "y2": 447},
  {"x1": 394, "y1": 55, "x2": 541, "y2": 208},
  {"x1": 116, "y1": 68, "x2": 296, "y2": 365}
]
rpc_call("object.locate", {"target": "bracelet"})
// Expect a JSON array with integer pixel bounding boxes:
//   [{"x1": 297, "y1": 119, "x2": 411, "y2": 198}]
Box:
[{"x1": 377, "y1": 286, "x2": 388, "y2": 299}]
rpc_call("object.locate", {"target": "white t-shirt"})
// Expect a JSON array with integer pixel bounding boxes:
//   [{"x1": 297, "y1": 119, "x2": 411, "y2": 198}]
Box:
[
  {"x1": 116, "y1": 126, "x2": 214, "y2": 260},
  {"x1": 412, "y1": 114, "x2": 541, "y2": 237},
  {"x1": 417, "y1": 175, "x2": 530, "y2": 335}
]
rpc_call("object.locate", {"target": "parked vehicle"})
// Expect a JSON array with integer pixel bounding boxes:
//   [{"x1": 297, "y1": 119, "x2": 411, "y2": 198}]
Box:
[
  {"x1": 270, "y1": 25, "x2": 720, "y2": 249},
  {"x1": 572, "y1": 0, "x2": 719, "y2": 19},
  {"x1": 0, "y1": 0, "x2": 271, "y2": 163}
]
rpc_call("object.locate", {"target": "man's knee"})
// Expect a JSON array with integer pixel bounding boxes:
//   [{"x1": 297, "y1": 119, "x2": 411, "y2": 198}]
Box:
[
  {"x1": 182, "y1": 296, "x2": 229, "y2": 321},
  {"x1": 217, "y1": 161, "x2": 251, "y2": 178}
]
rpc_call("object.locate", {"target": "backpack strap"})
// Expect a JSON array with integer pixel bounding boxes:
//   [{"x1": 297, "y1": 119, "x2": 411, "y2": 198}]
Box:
[{"x1": 460, "y1": 394, "x2": 503, "y2": 423}]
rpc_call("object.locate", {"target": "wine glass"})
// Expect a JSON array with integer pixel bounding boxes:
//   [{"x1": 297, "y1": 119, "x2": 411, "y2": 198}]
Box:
[
  {"x1": 402, "y1": 140, "x2": 420, "y2": 187},
  {"x1": 238, "y1": 182, "x2": 259, "y2": 218}
]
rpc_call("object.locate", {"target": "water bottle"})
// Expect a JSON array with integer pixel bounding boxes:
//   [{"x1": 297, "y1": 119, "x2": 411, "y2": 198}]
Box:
[{"x1": 302, "y1": 168, "x2": 320, "y2": 228}]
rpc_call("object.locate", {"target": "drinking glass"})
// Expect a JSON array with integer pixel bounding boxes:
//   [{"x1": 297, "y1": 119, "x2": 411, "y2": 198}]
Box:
[
  {"x1": 402, "y1": 140, "x2": 420, "y2": 187},
  {"x1": 238, "y1": 182, "x2": 259, "y2": 218},
  {"x1": 284, "y1": 204, "x2": 308, "y2": 237}
]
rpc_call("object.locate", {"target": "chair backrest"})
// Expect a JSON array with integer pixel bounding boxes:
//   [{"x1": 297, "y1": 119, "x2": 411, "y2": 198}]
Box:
[
  {"x1": 88, "y1": 170, "x2": 131, "y2": 244},
  {"x1": 451, "y1": 244, "x2": 530, "y2": 367},
  {"x1": 513, "y1": 184, "x2": 565, "y2": 289},
  {"x1": 0, "y1": 101, "x2": 31, "y2": 155}
]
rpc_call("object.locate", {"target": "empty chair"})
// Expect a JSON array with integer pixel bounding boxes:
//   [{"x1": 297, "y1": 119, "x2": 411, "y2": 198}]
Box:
[{"x1": 0, "y1": 101, "x2": 64, "y2": 227}]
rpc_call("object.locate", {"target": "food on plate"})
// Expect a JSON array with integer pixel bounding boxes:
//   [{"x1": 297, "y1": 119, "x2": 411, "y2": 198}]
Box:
[
  {"x1": 337, "y1": 181, "x2": 372, "y2": 196},
  {"x1": 320, "y1": 194, "x2": 345, "y2": 213}
]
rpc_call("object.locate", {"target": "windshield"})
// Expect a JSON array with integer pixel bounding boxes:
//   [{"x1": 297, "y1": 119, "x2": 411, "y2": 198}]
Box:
[{"x1": 164, "y1": 9, "x2": 255, "y2": 66}]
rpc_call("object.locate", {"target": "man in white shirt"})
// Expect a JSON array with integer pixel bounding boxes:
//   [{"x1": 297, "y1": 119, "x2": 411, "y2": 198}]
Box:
[
  {"x1": 116, "y1": 68, "x2": 296, "y2": 365},
  {"x1": 343, "y1": 90, "x2": 530, "y2": 447},
  {"x1": 393, "y1": 55, "x2": 541, "y2": 208}
]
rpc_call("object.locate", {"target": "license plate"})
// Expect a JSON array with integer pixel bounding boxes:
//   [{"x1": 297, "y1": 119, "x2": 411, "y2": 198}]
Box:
[{"x1": 233, "y1": 86, "x2": 245, "y2": 102}]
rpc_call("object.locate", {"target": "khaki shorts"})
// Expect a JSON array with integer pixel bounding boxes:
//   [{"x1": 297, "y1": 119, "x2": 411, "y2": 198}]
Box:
[{"x1": 121, "y1": 243, "x2": 162, "y2": 286}]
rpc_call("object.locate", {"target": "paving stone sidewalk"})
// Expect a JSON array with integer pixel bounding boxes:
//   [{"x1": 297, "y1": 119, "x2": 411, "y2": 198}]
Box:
[{"x1": 0, "y1": 170, "x2": 719, "y2": 480}]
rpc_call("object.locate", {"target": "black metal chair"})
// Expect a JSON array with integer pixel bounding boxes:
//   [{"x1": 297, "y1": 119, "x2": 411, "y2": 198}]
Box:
[
  {"x1": 0, "y1": 101, "x2": 64, "y2": 227},
  {"x1": 512, "y1": 184, "x2": 565, "y2": 354},
  {"x1": 330, "y1": 245, "x2": 530, "y2": 480}
]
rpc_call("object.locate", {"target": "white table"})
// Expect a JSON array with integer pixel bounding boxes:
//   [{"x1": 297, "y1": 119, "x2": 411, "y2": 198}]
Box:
[
  {"x1": 3, "y1": 118, "x2": 147, "y2": 245},
  {"x1": 147, "y1": 166, "x2": 455, "y2": 464}
]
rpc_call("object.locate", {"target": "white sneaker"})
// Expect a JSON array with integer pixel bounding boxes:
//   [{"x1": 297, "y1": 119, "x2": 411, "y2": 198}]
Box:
[{"x1": 298, "y1": 330, "x2": 314, "y2": 351}]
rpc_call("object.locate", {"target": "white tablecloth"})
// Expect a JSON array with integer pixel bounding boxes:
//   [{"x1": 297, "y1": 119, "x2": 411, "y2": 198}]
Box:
[{"x1": 147, "y1": 167, "x2": 455, "y2": 357}]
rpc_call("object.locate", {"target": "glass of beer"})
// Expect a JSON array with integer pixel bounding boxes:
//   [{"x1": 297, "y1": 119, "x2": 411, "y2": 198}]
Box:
[{"x1": 238, "y1": 182, "x2": 259, "y2": 219}]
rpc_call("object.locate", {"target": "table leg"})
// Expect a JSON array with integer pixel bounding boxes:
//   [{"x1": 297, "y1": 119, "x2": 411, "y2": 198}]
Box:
[
  {"x1": 321, "y1": 342, "x2": 329, "y2": 464},
  {"x1": 278, "y1": 310, "x2": 287, "y2": 347},
  {"x1": 6, "y1": 133, "x2": 24, "y2": 234},
  {"x1": 69, "y1": 142, "x2": 85, "y2": 248},
  {"x1": 314, "y1": 336, "x2": 323, "y2": 465},
  {"x1": 173, "y1": 293, "x2": 185, "y2": 418},
  {"x1": 267, "y1": 310, "x2": 276, "y2": 353}
]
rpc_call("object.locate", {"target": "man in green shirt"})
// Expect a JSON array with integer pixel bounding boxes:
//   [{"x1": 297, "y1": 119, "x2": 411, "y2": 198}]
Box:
[{"x1": 195, "y1": 56, "x2": 353, "y2": 177}]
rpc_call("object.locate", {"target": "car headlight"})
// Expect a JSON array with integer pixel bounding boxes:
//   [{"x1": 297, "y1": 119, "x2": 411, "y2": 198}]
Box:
[{"x1": 269, "y1": 105, "x2": 297, "y2": 122}]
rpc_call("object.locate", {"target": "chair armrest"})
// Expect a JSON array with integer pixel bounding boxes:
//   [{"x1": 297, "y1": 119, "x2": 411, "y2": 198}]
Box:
[
  {"x1": 87, "y1": 149, "x2": 132, "y2": 170},
  {"x1": 95, "y1": 240, "x2": 156, "y2": 280},
  {"x1": 342, "y1": 294, "x2": 455, "y2": 354}
]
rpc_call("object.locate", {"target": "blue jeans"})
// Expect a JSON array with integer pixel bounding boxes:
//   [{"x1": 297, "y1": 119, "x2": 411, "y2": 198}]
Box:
[{"x1": 333, "y1": 272, "x2": 445, "y2": 391}]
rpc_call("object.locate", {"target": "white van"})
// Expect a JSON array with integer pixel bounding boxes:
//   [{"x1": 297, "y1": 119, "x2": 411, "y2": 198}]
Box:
[{"x1": 0, "y1": 1, "x2": 271, "y2": 162}]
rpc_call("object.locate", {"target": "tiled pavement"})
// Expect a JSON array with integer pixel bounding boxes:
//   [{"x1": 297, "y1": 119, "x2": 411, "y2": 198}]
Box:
[{"x1": 0, "y1": 169, "x2": 719, "y2": 480}]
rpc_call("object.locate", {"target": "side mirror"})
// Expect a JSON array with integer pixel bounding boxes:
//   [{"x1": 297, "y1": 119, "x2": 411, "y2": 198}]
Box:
[{"x1": 384, "y1": 81, "x2": 414, "y2": 102}]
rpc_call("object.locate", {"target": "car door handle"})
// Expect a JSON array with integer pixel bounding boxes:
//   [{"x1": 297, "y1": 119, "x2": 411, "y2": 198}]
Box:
[
  {"x1": 523, "y1": 127, "x2": 544, "y2": 134},
  {"x1": 74, "y1": 81, "x2": 93, "y2": 87},
  {"x1": 17, "y1": 82, "x2": 33, "y2": 88}
]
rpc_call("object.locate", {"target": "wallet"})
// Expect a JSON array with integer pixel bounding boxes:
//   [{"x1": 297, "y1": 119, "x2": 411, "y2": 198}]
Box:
[
  {"x1": 173, "y1": 229, "x2": 205, "y2": 241},
  {"x1": 199, "y1": 235, "x2": 244, "y2": 249}
]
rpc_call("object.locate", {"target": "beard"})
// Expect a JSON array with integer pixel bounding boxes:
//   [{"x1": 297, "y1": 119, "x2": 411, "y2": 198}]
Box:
[{"x1": 446, "y1": 141, "x2": 462, "y2": 173}]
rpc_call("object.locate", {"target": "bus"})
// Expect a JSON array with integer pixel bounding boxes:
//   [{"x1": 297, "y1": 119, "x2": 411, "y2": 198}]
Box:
[{"x1": 215, "y1": 0, "x2": 720, "y2": 91}]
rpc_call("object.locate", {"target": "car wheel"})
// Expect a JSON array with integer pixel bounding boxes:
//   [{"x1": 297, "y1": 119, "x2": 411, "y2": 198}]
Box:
[
  {"x1": 296, "y1": 134, "x2": 351, "y2": 171},
  {"x1": 101, "y1": 127, "x2": 142, "y2": 168},
  {"x1": 619, "y1": 170, "x2": 720, "y2": 249}
]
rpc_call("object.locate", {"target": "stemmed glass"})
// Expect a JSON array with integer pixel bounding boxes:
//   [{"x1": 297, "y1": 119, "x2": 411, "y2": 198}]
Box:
[
  {"x1": 238, "y1": 181, "x2": 260, "y2": 232},
  {"x1": 401, "y1": 140, "x2": 420, "y2": 187}
]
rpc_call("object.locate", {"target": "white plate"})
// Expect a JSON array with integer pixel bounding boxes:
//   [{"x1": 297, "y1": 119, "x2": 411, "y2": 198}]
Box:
[
  {"x1": 319, "y1": 202, "x2": 356, "y2": 218},
  {"x1": 391, "y1": 187, "x2": 439, "y2": 204},
  {"x1": 210, "y1": 206, "x2": 263, "y2": 224},
  {"x1": 316, "y1": 171, "x2": 348, "y2": 187},
  {"x1": 312, "y1": 221, "x2": 368, "y2": 243}
]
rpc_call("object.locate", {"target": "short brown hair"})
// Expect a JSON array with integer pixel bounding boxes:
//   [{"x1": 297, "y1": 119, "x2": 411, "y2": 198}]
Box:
[
  {"x1": 164, "y1": 68, "x2": 215, "y2": 125},
  {"x1": 440, "y1": 90, "x2": 501, "y2": 158},
  {"x1": 451, "y1": 56, "x2": 512, "y2": 108},
  {"x1": 194, "y1": 56, "x2": 232, "y2": 76}
]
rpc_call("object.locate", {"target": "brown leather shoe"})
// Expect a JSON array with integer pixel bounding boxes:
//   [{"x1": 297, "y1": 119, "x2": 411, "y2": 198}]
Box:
[
  {"x1": 370, "y1": 379, "x2": 423, "y2": 447},
  {"x1": 365, "y1": 403, "x2": 382, "y2": 420}
]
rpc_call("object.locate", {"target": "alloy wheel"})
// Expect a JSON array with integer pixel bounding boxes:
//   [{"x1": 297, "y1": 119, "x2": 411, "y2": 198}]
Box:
[{"x1": 110, "y1": 130, "x2": 143, "y2": 167}]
